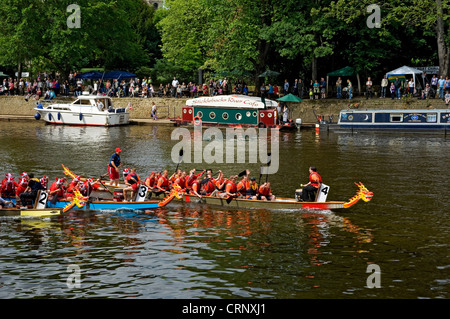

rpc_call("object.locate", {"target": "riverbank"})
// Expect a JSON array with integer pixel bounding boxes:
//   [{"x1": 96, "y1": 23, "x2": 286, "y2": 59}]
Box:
[{"x1": 0, "y1": 95, "x2": 448, "y2": 125}]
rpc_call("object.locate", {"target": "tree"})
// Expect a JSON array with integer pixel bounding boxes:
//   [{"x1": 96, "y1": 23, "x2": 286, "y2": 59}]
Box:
[{"x1": 0, "y1": 0, "x2": 46, "y2": 78}]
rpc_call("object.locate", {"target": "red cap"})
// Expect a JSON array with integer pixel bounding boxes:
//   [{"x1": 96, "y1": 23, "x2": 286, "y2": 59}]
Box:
[{"x1": 115, "y1": 148, "x2": 122, "y2": 152}]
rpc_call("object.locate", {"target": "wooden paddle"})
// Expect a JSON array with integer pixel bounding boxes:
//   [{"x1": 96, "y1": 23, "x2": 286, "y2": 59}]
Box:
[
  {"x1": 259, "y1": 152, "x2": 271, "y2": 184},
  {"x1": 175, "y1": 149, "x2": 184, "y2": 172}
]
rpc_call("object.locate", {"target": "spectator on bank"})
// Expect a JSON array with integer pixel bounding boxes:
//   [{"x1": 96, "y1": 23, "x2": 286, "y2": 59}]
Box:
[
  {"x1": 394, "y1": 77, "x2": 401, "y2": 99},
  {"x1": 445, "y1": 90, "x2": 450, "y2": 106},
  {"x1": 445, "y1": 77, "x2": 450, "y2": 98},
  {"x1": 336, "y1": 77, "x2": 342, "y2": 99},
  {"x1": 430, "y1": 75, "x2": 438, "y2": 97},
  {"x1": 381, "y1": 76, "x2": 388, "y2": 98},
  {"x1": 390, "y1": 82, "x2": 395, "y2": 99},
  {"x1": 283, "y1": 79, "x2": 289, "y2": 95},
  {"x1": 347, "y1": 79, "x2": 353, "y2": 100},
  {"x1": 408, "y1": 78, "x2": 415, "y2": 96},
  {"x1": 438, "y1": 75, "x2": 445, "y2": 99},
  {"x1": 171, "y1": 77, "x2": 179, "y2": 97},
  {"x1": 320, "y1": 77, "x2": 326, "y2": 99}
]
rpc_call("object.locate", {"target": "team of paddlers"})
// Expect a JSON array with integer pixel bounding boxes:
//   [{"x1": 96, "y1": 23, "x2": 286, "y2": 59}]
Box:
[
  {"x1": 0, "y1": 168, "x2": 276, "y2": 207},
  {"x1": 0, "y1": 147, "x2": 321, "y2": 208}
]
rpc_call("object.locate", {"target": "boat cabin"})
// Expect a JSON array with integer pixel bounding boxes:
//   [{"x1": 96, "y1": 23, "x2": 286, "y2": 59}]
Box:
[{"x1": 182, "y1": 95, "x2": 279, "y2": 127}]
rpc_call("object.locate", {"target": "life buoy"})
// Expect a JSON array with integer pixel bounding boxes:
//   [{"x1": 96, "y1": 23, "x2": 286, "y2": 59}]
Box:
[{"x1": 193, "y1": 116, "x2": 201, "y2": 126}]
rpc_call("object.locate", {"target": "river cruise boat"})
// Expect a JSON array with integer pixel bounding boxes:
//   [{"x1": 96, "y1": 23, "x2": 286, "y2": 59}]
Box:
[
  {"x1": 177, "y1": 95, "x2": 297, "y2": 131},
  {"x1": 34, "y1": 95, "x2": 130, "y2": 126},
  {"x1": 322, "y1": 109, "x2": 450, "y2": 132}
]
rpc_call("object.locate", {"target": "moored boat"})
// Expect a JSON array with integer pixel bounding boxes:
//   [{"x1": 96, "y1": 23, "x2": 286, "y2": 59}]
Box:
[
  {"x1": 322, "y1": 108, "x2": 450, "y2": 132},
  {"x1": 34, "y1": 95, "x2": 130, "y2": 126},
  {"x1": 175, "y1": 95, "x2": 297, "y2": 130}
]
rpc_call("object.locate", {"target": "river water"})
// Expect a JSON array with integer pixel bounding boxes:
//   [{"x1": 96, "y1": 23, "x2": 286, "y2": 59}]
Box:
[{"x1": 0, "y1": 121, "x2": 449, "y2": 300}]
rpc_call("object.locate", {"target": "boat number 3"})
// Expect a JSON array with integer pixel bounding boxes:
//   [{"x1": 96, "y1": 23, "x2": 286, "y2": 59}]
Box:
[{"x1": 136, "y1": 185, "x2": 148, "y2": 202}]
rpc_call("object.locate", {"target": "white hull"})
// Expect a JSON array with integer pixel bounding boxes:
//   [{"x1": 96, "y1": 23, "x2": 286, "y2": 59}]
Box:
[
  {"x1": 34, "y1": 95, "x2": 130, "y2": 127},
  {"x1": 37, "y1": 109, "x2": 129, "y2": 126}
]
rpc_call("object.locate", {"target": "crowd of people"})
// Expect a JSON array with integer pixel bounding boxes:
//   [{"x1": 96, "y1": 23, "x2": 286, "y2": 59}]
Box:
[{"x1": 3, "y1": 69, "x2": 449, "y2": 104}]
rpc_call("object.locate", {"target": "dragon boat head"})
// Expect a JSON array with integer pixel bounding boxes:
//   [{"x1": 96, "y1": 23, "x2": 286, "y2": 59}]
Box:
[
  {"x1": 343, "y1": 182, "x2": 373, "y2": 208},
  {"x1": 356, "y1": 182, "x2": 373, "y2": 202}
]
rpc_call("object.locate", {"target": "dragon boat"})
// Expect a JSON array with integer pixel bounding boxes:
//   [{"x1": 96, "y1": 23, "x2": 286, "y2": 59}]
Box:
[
  {"x1": 177, "y1": 182, "x2": 373, "y2": 211},
  {"x1": 46, "y1": 189, "x2": 180, "y2": 212}
]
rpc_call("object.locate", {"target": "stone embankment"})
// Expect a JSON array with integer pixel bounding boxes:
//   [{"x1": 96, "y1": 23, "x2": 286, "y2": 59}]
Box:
[{"x1": 0, "y1": 95, "x2": 448, "y2": 124}]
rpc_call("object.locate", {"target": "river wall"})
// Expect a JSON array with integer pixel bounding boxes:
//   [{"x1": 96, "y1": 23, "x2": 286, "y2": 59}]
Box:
[{"x1": 0, "y1": 95, "x2": 448, "y2": 124}]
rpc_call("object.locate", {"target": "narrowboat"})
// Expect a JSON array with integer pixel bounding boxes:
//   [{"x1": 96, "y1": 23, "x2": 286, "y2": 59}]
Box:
[
  {"x1": 34, "y1": 95, "x2": 130, "y2": 126},
  {"x1": 177, "y1": 95, "x2": 296, "y2": 130},
  {"x1": 322, "y1": 109, "x2": 450, "y2": 132}
]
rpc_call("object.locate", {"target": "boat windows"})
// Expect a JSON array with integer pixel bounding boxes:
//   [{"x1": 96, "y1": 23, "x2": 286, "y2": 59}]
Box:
[
  {"x1": 390, "y1": 114, "x2": 403, "y2": 122},
  {"x1": 236, "y1": 113, "x2": 242, "y2": 120},
  {"x1": 222, "y1": 112, "x2": 229, "y2": 120},
  {"x1": 252, "y1": 111, "x2": 258, "y2": 117},
  {"x1": 74, "y1": 99, "x2": 91, "y2": 105},
  {"x1": 260, "y1": 113, "x2": 265, "y2": 118},
  {"x1": 267, "y1": 113, "x2": 273, "y2": 118},
  {"x1": 427, "y1": 113, "x2": 437, "y2": 123},
  {"x1": 209, "y1": 112, "x2": 216, "y2": 119},
  {"x1": 197, "y1": 111, "x2": 203, "y2": 118},
  {"x1": 246, "y1": 111, "x2": 251, "y2": 117}
]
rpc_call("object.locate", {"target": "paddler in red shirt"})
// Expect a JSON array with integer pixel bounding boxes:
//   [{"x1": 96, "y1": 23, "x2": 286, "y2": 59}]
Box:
[
  {"x1": 1, "y1": 174, "x2": 18, "y2": 198},
  {"x1": 123, "y1": 168, "x2": 140, "y2": 201},
  {"x1": 258, "y1": 182, "x2": 275, "y2": 201},
  {"x1": 300, "y1": 166, "x2": 322, "y2": 202},
  {"x1": 154, "y1": 170, "x2": 170, "y2": 196},
  {"x1": 49, "y1": 178, "x2": 66, "y2": 200}
]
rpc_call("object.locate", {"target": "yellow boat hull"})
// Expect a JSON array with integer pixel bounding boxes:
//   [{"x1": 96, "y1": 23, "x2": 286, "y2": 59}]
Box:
[{"x1": 0, "y1": 208, "x2": 62, "y2": 218}]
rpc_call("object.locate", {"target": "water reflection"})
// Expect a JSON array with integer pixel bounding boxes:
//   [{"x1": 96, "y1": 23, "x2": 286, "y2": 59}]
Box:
[{"x1": 0, "y1": 205, "x2": 374, "y2": 298}]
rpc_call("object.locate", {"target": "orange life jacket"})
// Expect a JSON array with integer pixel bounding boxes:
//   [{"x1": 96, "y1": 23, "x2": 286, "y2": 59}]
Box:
[{"x1": 309, "y1": 172, "x2": 322, "y2": 188}]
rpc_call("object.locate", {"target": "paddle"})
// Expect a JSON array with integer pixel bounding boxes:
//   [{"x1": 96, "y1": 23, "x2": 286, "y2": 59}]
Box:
[
  {"x1": 259, "y1": 152, "x2": 272, "y2": 184},
  {"x1": 96, "y1": 177, "x2": 114, "y2": 196},
  {"x1": 175, "y1": 149, "x2": 184, "y2": 172}
]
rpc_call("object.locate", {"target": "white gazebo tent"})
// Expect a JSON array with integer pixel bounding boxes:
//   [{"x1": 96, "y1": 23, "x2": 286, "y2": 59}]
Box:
[{"x1": 385, "y1": 65, "x2": 424, "y2": 90}]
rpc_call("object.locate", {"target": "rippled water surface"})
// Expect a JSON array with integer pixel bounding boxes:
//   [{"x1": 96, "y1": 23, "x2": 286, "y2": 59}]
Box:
[{"x1": 0, "y1": 122, "x2": 449, "y2": 299}]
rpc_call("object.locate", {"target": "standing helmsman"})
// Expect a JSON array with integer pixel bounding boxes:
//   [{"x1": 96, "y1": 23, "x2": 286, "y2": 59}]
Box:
[
  {"x1": 301, "y1": 166, "x2": 322, "y2": 202},
  {"x1": 108, "y1": 148, "x2": 123, "y2": 186}
]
